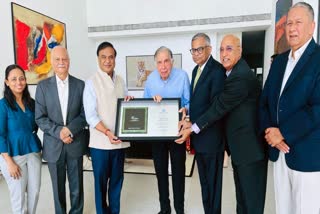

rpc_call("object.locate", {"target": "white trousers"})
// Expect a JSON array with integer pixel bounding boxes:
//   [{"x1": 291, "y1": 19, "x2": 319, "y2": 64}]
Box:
[
  {"x1": 0, "y1": 152, "x2": 41, "y2": 214},
  {"x1": 274, "y1": 152, "x2": 320, "y2": 214}
]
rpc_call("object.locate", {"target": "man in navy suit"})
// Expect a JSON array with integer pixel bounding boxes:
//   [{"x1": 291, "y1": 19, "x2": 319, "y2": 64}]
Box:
[
  {"x1": 259, "y1": 2, "x2": 320, "y2": 213},
  {"x1": 178, "y1": 33, "x2": 225, "y2": 214}
]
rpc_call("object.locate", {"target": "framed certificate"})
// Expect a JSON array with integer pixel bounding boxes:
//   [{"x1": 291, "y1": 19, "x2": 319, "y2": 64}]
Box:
[{"x1": 115, "y1": 98, "x2": 181, "y2": 141}]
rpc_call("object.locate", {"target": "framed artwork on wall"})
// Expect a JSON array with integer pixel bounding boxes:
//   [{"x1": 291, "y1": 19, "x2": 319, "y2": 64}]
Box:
[
  {"x1": 274, "y1": 0, "x2": 292, "y2": 54},
  {"x1": 11, "y1": 3, "x2": 67, "y2": 84},
  {"x1": 126, "y1": 54, "x2": 182, "y2": 90}
]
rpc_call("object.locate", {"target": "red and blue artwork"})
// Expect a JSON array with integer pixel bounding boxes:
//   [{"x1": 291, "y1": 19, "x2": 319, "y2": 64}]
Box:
[{"x1": 12, "y1": 3, "x2": 66, "y2": 84}]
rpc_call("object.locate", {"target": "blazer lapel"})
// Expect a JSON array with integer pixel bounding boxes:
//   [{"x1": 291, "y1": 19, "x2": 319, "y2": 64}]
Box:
[
  {"x1": 282, "y1": 39, "x2": 316, "y2": 94},
  {"x1": 191, "y1": 66, "x2": 197, "y2": 93},
  {"x1": 66, "y1": 75, "x2": 75, "y2": 123},
  {"x1": 275, "y1": 54, "x2": 289, "y2": 99}
]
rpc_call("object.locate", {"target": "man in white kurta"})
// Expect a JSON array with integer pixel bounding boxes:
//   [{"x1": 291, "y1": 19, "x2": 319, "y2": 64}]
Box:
[{"x1": 83, "y1": 42, "x2": 130, "y2": 214}]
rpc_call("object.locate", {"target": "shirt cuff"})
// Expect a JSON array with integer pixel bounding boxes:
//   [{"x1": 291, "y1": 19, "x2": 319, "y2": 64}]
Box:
[{"x1": 191, "y1": 123, "x2": 200, "y2": 134}]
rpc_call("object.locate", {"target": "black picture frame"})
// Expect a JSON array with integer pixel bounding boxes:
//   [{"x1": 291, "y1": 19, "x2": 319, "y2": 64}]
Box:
[{"x1": 115, "y1": 98, "x2": 181, "y2": 141}]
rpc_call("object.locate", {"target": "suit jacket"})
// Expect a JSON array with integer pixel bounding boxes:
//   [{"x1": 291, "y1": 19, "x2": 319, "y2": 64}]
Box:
[
  {"x1": 195, "y1": 58, "x2": 266, "y2": 165},
  {"x1": 189, "y1": 56, "x2": 225, "y2": 154},
  {"x1": 259, "y1": 39, "x2": 320, "y2": 172},
  {"x1": 35, "y1": 75, "x2": 87, "y2": 162}
]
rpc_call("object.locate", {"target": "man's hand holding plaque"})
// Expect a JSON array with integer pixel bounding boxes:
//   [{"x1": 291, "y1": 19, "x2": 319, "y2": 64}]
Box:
[
  {"x1": 124, "y1": 95, "x2": 134, "y2": 102},
  {"x1": 176, "y1": 110, "x2": 192, "y2": 144},
  {"x1": 152, "y1": 95, "x2": 162, "y2": 103}
]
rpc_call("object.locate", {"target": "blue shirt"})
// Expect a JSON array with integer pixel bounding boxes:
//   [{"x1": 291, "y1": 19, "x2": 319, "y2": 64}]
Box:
[
  {"x1": 144, "y1": 67, "x2": 190, "y2": 109},
  {"x1": 0, "y1": 99, "x2": 41, "y2": 157}
]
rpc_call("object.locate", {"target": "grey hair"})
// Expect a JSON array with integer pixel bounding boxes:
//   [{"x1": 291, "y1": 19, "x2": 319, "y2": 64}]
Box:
[
  {"x1": 154, "y1": 46, "x2": 173, "y2": 60},
  {"x1": 191, "y1": 33, "x2": 211, "y2": 45},
  {"x1": 51, "y1": 45, "x2": 69, "y2": 61},
  {"x1": 289, "y1": 2, "x2": 314, "y2": 21}
]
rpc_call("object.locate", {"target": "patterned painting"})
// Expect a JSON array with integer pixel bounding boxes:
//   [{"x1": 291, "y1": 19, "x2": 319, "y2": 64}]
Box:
[{"x1": 11, "y1": 3, "x2": 67, "y2": 84}]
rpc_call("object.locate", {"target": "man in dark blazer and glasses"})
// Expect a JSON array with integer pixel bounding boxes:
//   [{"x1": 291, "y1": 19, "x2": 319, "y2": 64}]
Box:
[{"x1": 178, "y1": 33, "x2": 225, "y2": 214}]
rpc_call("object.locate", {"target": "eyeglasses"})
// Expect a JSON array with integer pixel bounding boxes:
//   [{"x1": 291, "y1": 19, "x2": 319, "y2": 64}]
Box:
[
  {"x1": 219, "y1": 45, "x2": 238, "y2": 53},
  {"x1": 190, "y1": 46, "x2": 209, "y2": 55}
]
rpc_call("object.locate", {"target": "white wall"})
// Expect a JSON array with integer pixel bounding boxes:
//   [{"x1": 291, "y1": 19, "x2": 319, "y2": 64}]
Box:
[
  {"x1": 86, "y1": 0, "x2": 271, "y2": 27},
  {"x1": 263, "y1": 0, "x2": 277, "y2": 84},
  {"x1": 0, "y1": 0, "x2": 96, "y2": 98},
  {"x1": 86, "y1": 0, "x2": 319, "y2": 86},
  {"x1": 86, "y1": 0, "x2": 273, "y2": 88}
]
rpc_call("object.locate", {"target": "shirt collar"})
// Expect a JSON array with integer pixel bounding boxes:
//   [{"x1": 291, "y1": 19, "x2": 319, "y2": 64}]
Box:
[
  {"x1": 289, "y1": 38, "x2": 312, "y2": 61},
  {"x1": 56, "y1": 75, "x2": 69, "y2": 85},
  {"x1": 199, "y1": 55, "x2": 211, "y2": 71}
]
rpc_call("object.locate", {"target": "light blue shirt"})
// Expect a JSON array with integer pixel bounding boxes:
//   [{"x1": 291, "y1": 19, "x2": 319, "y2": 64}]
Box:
[
  {"x1": 83, "y1": 79, "x2": 101, "y2": 128},
  {"x1": 144, "y1": 67, "x2": 190, "y2": 109}
]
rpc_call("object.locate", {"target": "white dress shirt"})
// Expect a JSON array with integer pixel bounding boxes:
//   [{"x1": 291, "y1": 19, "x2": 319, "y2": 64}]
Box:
[
  {"x1": 280, "y1": 38, "x2": 312, "y2": 95},
  {"x1": 56, "y1": 75, "x2": 69, "y2": 125}
]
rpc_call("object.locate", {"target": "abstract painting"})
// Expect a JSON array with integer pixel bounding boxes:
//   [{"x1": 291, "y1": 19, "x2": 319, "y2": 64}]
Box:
[{"x1": 11, "y1": 3, "x2": 67, "y2": 84}]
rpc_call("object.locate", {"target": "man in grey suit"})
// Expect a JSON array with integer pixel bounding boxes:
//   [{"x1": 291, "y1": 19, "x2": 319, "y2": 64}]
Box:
[{"x1": 35, "y1": 46, "x2": 87, "y2": 214}]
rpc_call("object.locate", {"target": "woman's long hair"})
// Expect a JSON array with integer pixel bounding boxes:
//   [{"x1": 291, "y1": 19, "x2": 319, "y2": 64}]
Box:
[{"x1": 3, "y1": 64, "x2": 34, "y2": 111}]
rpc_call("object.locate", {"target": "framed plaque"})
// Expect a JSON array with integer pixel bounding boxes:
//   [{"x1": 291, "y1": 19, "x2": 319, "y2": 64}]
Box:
[{"x1": 115, "y1": 98, "x2": 181, "y2": 141}]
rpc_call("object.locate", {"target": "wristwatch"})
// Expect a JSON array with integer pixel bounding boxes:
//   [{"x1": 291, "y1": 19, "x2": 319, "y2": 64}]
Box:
[{"x1": 185, "y1": 115, "x2": 190, "y2": 122}]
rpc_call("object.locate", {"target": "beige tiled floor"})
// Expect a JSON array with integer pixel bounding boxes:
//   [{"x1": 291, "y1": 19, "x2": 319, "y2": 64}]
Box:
[{"x1": 0, "y1": 158, "x2": 275, "y2": 214}]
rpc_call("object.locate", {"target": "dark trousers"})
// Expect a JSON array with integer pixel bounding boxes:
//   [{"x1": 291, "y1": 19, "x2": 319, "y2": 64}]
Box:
[
  {"x1": 232, "y1": 159, "x2": 268, "y2": 214},
  {"x1": 152, "y1": 141, "x2": 186, "y2": 214},
  {"x1": 47, "y1": 146, "x2": 84, "y2": 214},
  {"x1": 90, "y1": 148, "x2": 125, "y2": 214},
  {"x1": 196, "y1": 151, "x2": 224, "y2": 214}
]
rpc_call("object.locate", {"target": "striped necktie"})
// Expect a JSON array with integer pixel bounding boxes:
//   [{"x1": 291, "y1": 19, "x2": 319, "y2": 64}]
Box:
[{"x1": 193, "y1": 66, "x2": 202, "y2": 91}]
